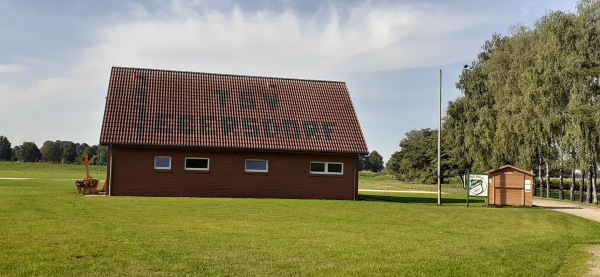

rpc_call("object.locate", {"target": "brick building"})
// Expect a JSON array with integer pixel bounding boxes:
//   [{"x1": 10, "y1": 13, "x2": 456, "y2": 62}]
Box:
[{"x1": 100, "y1": 67, "x2": 368, "y2": 200}]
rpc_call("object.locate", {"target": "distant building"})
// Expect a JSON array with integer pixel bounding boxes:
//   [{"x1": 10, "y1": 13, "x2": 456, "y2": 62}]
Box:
[{"x1": 100, "y1": 67, "x2": 368, "y2": 200}]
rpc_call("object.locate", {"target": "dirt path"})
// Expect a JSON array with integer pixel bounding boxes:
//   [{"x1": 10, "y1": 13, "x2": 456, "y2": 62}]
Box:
[
  {"x1": 585, "y1": 245, "x2": 600, "y2": 277},
  {"x1": 533, "y1": 198, "x2": 600, "y2": 277},
  {"x1": 358, "y1": 189, "x2": 448, "y2": 194},
  {"x1": 534, "y1": 198, "x2": 600, "y2": 223}
]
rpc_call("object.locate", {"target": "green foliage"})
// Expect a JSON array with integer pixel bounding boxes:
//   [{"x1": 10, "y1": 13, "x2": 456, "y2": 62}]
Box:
[
  {"x1": 39, "y1": 140, "x2": 105, "y2": 164},
  {"x1": 0, "y1": 136, "x2": 11, "y2": 161},
  {"x1": 0, "y1": 163, "x2": 599, "y2": 276},
  {"x1": 359, "y1": 151, "x2": 385, "y2": 172},
  {"x1": 386, "y1": 129, "x2": 450, "y2": 184},
  {"x1": 11, "y1": 146, "x2": 19, "y2": 161},
  {"x1": 366, "y1": 150, "x2": 384, "y2": 172},
  {"x1": 445, "y1": 2, "x2": 600, "y2": 205},
  {"x1": 60, "y1": 141, "x2": 77, "y2": 163},
  {"x1": 358, "y1": 154, "x2": 368, "y2": 171},
  {"x1": 40, "y1": 141, "x2": 61, "y2": 162},
  {"x1": 16, "y1": 142, "x2": 40, "y2": 162}
]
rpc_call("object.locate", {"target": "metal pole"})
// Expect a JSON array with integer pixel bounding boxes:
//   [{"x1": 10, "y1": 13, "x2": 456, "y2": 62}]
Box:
[
  {"x1": 466, "y1": 172, "x2": 470, "y2": 207},
  {"x1": 438, "y1": 69, "x2": 442, "y2": 206}
]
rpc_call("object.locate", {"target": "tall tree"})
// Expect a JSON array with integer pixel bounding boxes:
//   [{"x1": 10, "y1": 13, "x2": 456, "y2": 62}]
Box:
[{"x1": 0, "y1": 136, "x2": 11, "y2": 161}]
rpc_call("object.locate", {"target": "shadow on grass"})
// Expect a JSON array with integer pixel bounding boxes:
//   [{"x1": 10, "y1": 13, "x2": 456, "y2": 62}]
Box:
[{"x1": 360, "y1": 194, "x2": 485, "y2": 204}]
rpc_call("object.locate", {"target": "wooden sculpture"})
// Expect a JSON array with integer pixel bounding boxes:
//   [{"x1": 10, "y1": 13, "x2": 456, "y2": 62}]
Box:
[{"x1": 75, "y1": 153, "x2": 100, "y2": 194}]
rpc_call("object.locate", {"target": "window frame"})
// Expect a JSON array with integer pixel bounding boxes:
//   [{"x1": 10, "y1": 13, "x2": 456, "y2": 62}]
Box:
[
  {"x1": 184, "y1": 157, "x2": 210, "y2": 171},
  {"x1": 154, "y1": 156, "x2": 172, "y2": 171},
  {"x1": 245, "y1": 159, "x2": 269, "y2": 173},
  {"x1": 310, "y1": 161, "x2": 344, "y2": 175}
]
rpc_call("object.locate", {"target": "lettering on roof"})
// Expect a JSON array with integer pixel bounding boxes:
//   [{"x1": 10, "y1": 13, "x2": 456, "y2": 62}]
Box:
[
  {"x1": 155, "y1": 114, "x2": 336, "y2": 140},
  {"x1": 131, "y1": 80, "x2": 336, "y2": 140}
]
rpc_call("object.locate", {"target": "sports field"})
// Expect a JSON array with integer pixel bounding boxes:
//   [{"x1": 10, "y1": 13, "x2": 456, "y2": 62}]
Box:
[{"x1": 1, "y1": 162, "x2": 599, "y2": 276}]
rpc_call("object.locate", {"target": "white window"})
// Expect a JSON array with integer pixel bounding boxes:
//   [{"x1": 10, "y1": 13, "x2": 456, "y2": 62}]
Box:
[
  {"x1": 310, "y1": 162, "x2": 343, "y2": 175},
  {"x1": 185, "y1": 157, "x2": 209, "y2": 171},
  {"x1": 245, "y1": 159, "x2": 268, "y2": 173},
  {"x1": 154, "y1": 156, "x2": 171, "y2": 170}
]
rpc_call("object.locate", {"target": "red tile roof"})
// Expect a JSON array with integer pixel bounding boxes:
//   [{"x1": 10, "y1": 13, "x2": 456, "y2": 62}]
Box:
[{"x1": 100, "y1": 67, "x2": 368, "y2": 154}]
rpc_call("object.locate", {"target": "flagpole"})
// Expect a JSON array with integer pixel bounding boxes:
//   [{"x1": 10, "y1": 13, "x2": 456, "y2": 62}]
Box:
[{"x1": 438, "y1": 69, "x2": 442, "y2": 206}]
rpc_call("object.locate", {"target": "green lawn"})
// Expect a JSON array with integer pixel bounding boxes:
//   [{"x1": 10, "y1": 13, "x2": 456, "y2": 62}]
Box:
[
  {"x1": 358, "y1": 171, "x2": 463, "y2": 191},
  {"x1": 0, "y1": 162, "x2": 599, "y2": 276}
]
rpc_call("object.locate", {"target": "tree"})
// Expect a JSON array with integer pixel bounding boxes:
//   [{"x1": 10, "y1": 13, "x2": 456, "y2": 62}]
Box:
[
  {"x1": 60, "y1": 141, "x2": 77, "y2": 163},
  {"x1": 386, "y1": 151, "x2": 402, "y2": 177},
  {"x1": 445, "y1": 3, "x2": 600, "y2": 205},
  {"x1": 387, "y1": 129, "x2": 442, "y2": 184},
  {"x1": 17, "y1": 142, "x2": 40, "y2": 162},
  {"x1": 0, "y1": 136, "x2": 11, "y2": 161},
  {"x1": 358, "y1": 155, "x2": 369, "y2": 171},
  {"x1": 76, "y1": 143, "x2": 89, "y2": 157},
  {"x1": 40, "y1": 141, "x2": 61, "y2": 162},
  {"x1": 366, "y1": 151, "x2": 384, "y2": 172},
  {"x1": 11, "y1": 146, "x2": 20, "y2": 161}
]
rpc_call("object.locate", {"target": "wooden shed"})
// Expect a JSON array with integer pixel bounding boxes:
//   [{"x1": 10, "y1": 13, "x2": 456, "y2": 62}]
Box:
[
  {"x1": 99, "y1": 67, "x2": 368, "y2": 200},
  {"x1": 488, "y1": 165, "x2": 535, "y2": 206}
]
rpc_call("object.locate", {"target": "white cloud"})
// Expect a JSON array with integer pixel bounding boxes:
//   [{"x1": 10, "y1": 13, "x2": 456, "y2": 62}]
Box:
[
  {"x1": 82, "y1": 2, "x2": 489, "y2": 79},
  {"x1": 0, "y1": 64, "x2": 26, "y2": 74}
]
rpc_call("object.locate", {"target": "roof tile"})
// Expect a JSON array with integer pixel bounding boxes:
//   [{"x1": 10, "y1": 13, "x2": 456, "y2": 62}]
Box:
[{"x1": 100, "y1": 67, "x2": 368, "y2": 154}]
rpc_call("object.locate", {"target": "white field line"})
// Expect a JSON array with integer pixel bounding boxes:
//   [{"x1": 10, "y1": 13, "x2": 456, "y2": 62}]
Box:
[{"x1": 359, "y1": 189, "x2": 449, "y2": 194}]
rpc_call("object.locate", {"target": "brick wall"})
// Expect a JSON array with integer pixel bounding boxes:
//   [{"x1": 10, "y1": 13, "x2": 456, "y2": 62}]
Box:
[{"x1": 106, "y1": 145, "x2": 358, "y2": 200}]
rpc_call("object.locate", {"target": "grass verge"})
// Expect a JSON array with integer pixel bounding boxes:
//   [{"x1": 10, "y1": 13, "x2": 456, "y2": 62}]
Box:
[{"x1": 0, "y1": 163, "x2": 598, "y2": 276}]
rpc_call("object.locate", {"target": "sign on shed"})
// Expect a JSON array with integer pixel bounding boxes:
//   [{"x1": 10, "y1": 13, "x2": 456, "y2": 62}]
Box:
[{"x1": 488, "y1": 165, "x2": 535, "y2": 207}]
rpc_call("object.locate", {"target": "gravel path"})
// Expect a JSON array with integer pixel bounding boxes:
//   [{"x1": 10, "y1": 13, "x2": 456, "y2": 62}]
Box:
[
  {"x1": 533, "y1": 198, "x2": 600, "y2": 277},
  {"x1": 534, "y1": 198, "x2": 600, "y2": 223}
]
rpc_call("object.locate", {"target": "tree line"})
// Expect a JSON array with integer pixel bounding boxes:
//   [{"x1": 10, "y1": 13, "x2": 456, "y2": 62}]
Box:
[
  {"x1": 387, "y1": 0, "x2": 599, "y2": 206},
  {"x1": 1, "y1": 134, "x2": 385, "y2": 172},
  {"x1": 0, "y1": 136, "x2": 107, "y2": 165}
]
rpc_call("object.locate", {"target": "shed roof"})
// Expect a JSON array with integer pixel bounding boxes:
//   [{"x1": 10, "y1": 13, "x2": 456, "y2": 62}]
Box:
[
  {"x1": 488, "y1": 165, "x2": 535, "y2": 176},
  {"x1": 100, "y1": 67, "x2": 368, "y2": 154}
]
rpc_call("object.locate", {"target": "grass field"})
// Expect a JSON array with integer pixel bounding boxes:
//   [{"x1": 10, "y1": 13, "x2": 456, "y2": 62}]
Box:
[{"x1": 1, "y1": 162, "x2": 600, "y2": 276}]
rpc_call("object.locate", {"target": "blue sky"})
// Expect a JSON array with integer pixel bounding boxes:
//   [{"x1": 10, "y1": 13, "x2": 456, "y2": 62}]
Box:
[{"x1": 0, "y1": 0, "x2": 580, "y2": 162}]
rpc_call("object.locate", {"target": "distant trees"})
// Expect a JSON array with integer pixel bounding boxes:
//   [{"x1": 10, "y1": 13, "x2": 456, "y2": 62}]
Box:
[
  {"x1": 0, "y1": 136, "x2": 11, "y2": 161},
  {"x1": 17, "y1": 142, "x2": 41, "y2": 162},
  {"x1": 0, "y1": 136, "x2": 105, "y2": 164},
  {"x1": 444, "y1": 1, "x2": 600, "y2": 204},
  {"x1": 359, "y1": 151, "x2": 385, "y2": 172}
]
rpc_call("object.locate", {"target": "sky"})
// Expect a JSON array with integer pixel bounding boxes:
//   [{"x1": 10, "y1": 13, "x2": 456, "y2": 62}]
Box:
[{"x1": 0, "y1": 0, "x2": 581, "y2": 162}]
